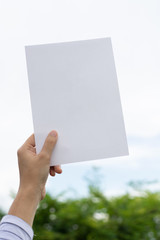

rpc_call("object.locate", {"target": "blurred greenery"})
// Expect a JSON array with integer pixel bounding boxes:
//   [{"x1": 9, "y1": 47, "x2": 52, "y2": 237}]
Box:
[
  {"x1": 1, "y1": 169, "x2": 160, "y2": 240},
  {"x1": 0, "y1": 209, "x2": 4, "y2": 220},
  {"x1": 33, "y1": 184, "x2": 160, "y2": 240}
]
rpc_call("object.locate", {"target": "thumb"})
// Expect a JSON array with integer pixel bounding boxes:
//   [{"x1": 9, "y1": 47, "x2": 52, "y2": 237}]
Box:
[{"x1": 39, "y1": 130, "x2": 58, "y2": 161}]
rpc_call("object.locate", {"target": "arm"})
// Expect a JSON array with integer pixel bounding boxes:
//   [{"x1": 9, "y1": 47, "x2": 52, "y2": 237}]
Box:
[{"x1": 0, "y1": 130, "x2": 62, "y2": 239}]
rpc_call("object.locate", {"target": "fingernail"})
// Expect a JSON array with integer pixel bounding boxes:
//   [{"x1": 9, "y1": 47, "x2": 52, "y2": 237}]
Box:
[{"x1": 50, "y1": 130, "x2": 57, "y2": 137}]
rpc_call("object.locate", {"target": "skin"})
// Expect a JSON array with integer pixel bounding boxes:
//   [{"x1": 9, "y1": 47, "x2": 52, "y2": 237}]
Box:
[{"x1": 8, "y1": 130, "x2": 62, "y2": 226}]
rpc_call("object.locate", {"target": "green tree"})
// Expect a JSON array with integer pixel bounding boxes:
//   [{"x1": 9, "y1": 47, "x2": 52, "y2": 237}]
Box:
[
  {"x1": 33, "y1": 186, "x2": 160, "y2": 240},
  {"x1": 0, "y1": 209, "x2": 5, "y2": 220}
]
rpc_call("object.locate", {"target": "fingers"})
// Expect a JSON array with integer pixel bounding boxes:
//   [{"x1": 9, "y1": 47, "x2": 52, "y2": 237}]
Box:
[
  {"x1": 50, "y1": 167, "x2": 55, "y2": 176},
  {"x1": 54, "y1": 165, "x2": 62, "y2": 174},
  {"x1": 39, "y1": 130, "x2": 58, "y2": 161},
  {"x1": 24, "y1": 134, "x2": 35, "y2": 147},
  {"x1": 50, "y1": 165, "x2": 62, "y2": 177}
]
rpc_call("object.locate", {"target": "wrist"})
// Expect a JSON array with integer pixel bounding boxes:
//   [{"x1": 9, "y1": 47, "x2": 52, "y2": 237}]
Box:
[
  {"x1": 8, "y1": 187, "x2": 40, "y2": 226},
  {"x1": 17, "y1": 186, "x2": 41, "y2": 204}
]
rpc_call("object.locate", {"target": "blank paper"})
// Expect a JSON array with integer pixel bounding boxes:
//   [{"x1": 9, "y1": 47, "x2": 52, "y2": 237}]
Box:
[{"x1": 25, "y1": 38, "x2": 128, "y2": 165}]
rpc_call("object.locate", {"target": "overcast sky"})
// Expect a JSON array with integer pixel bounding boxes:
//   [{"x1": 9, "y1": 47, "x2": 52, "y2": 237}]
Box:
[{"x1": 0, "y1": 0, "x2": 160, "y2": 211}]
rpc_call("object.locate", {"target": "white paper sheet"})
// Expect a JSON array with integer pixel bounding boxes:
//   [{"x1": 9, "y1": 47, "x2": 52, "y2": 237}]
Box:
[{"x1": 25, "y1": 38, "x2": 128, "y2": 165}]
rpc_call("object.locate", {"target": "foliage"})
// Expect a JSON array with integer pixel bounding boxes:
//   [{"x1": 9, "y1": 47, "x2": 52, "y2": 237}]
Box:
[
  {"x1": 0, "y1": 209, "x2": 5, "y2": 221},
  {"x1": 33, "y1": 186, "x2": 160, "y2": 240}
]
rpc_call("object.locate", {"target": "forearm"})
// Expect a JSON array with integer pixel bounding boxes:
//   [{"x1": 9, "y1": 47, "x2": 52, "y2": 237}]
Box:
[
  {"x1": 8, "y1": 188, "x2": 40, "y2": 227},
  {"x1": 3, "y1": 130, "x2": 60, "y2": 237}
]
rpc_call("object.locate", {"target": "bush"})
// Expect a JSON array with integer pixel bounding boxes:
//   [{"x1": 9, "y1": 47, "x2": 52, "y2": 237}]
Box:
[{"x1": 33, "y1": 186, "x2": 160, "y2": 240}]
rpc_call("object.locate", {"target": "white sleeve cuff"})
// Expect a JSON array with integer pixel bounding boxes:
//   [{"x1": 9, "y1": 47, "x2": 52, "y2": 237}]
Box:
[{"x1": 0, "y1": 215, "x2": 34, "y2": 240}]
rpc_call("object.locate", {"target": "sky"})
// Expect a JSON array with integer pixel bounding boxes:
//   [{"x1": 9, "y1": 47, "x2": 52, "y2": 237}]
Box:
[{"x1": 0, "y1": 0, "x2": 160, "y2": 211}]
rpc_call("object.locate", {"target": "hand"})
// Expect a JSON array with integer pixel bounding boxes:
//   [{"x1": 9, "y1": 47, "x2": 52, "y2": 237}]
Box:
[
  {"x1": 8, "y1": 130, "x2": 62, "y2": 226},
  {"x1": 17, "y1": 130, "x2": 62, "y2": 201}
]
